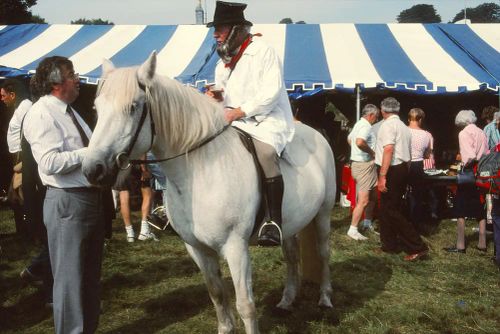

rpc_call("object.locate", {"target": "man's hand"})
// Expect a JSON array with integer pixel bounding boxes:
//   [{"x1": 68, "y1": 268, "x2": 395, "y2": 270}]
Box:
[
  {"x1": 377, "y1": 175, "x2": 387, "y2": 192},
  {"x1": 378, "y1": 144, "x2": 393, "y2": 193},
  {"x1": 141, "y1": 169, "x2": 151, "y2": 181},
  {"x1": 224, "y1": 107, "x2": 245, "y2": 123}
]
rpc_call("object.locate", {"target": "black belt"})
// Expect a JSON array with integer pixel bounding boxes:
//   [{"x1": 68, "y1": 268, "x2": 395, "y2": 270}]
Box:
[{"x1": 47, "y1": 186, "x2": 101, "y2": 193}]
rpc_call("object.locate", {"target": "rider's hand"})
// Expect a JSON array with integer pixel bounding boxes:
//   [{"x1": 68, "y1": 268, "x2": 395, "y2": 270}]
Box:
[{"x1": 224, "y1": 107, "x2": 245, "y2": 123}]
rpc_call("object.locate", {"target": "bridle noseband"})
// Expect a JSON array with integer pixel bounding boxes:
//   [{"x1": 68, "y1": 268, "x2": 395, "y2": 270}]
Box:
[{"x1": 115, "y1": 80, "x2": 229, "y2": 170}]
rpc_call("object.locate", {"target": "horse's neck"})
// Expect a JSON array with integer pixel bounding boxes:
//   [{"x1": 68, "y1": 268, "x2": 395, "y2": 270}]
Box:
[{"x1": 152, "y1": 78, "x2": 225, "y2": 155}]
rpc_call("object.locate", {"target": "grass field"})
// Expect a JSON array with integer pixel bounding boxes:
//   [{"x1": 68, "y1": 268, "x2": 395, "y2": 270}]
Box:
[{"x1": 1, "y1": 204, "x2": 499, "y2": 334}]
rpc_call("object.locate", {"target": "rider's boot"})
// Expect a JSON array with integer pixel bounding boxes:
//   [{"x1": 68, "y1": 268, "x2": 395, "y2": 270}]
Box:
[{"x1": 258, "y1": 175, "x2": 284, "y2": 247}]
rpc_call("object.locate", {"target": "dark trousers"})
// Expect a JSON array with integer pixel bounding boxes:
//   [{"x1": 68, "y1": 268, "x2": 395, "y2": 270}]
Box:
[
  {"x1": 379, "y1": 163, "x2": 427, "y2": 254},
  {"x1": 492, "y1": 197, "x2": 500, "y2": 266},
  {"x1": 408, "y1": 161, "x2": 424, "y2": 225}
]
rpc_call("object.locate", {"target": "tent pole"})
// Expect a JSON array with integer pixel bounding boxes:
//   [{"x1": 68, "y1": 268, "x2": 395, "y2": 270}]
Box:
[{"x1": 356, "y1": 84, "x2": 361, "y2": 120}]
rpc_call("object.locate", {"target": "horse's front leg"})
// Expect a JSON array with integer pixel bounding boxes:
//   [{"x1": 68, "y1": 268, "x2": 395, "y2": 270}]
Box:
[
  {"x1": 223, "y1": 235, "x2": 259, "y2": 334},
  {"x1": 185, "y1": 243, "x2": 236, "y2": 334},
  {"x1": 277, "y1": 235, "x2": 301, "y2": 311}
]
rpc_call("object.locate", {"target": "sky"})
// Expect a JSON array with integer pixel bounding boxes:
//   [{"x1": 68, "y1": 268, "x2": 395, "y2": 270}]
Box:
[{"x1": 31, "y1": 0, "x2": 497, "y2": 25}]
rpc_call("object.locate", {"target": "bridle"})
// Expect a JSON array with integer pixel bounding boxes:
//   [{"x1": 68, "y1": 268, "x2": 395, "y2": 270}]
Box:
[{"x1": 115, "y1": 80, "x2": 229, "y2": 170}]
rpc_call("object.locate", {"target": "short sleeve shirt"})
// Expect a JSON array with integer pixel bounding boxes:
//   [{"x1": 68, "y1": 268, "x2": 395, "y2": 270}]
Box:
[
  {"x1": 375, "y1": 114, "x2": 412, "y2": 166},
  {"x1": 409, "y1": 128, "x2": 432, "y2": 161},
  {"x1": 348, "y1": 117, "x2": 375, "y2": 162}
]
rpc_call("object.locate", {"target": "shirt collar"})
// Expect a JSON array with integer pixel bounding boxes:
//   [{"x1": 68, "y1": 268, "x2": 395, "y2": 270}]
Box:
[
  {"x1": 360, "y1": 117, "x2": 371, "y2": 126},
  {"x1": 385, "y1": 114, "x2": 399, "y2": 121},
  {"x1": 242, "y1": 39, "x2": 258, "y2": 55},
  {"x1": 46, "y1": 94, "x2": 70, "y2": 114}
]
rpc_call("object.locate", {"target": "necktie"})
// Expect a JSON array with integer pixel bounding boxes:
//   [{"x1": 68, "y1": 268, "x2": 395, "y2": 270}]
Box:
[{"x1": 67, "y1": 105, "x2": 89, "y2": 147}]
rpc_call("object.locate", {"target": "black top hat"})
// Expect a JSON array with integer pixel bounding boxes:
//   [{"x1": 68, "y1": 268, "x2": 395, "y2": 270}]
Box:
[{"x1": 206, "y1": 1, "x2": 253, "y2": 27}]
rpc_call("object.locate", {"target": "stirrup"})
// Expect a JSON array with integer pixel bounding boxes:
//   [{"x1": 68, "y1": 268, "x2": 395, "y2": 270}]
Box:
[{"x1": 257, "y1": 221, "x2": 283, "y2": 246}]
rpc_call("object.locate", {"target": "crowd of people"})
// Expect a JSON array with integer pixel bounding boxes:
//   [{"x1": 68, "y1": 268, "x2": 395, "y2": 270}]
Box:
[{"x1": 346, "y1": 96, "x2": 500, "y2": 265}]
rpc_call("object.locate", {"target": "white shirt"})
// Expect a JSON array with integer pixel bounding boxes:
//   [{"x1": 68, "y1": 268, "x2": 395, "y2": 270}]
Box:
[
  {"x1": 7, "y1": 99, "x2": 32, "y2": 153},
  {"x1": 215, "y1": 38, "x2": 294, "y2": 154},
  {"x1": 348, "y1": 117, "x2": 375, "y2": 162},
  {"x1": 375, "y1": 114, "x2": 412, "y2": 166},
  {"x1": 23, "y1": 94, "x2": 92, "y2": 188}
]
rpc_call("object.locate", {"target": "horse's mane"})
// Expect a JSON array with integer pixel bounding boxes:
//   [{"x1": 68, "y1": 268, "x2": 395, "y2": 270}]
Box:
[{"x1": 97, "y1": 66, "x2": 226, "y2": 154}]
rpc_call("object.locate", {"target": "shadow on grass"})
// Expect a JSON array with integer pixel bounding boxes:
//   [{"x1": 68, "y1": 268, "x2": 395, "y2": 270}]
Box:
[
  {"x1": 259, "y1": 255, "x2": 392, "y2": 333},
  {"x1": 0, "y1": 289, "x2": 52, "y2": 331},
  {"x1": 101, "y1": 256, "x2": 198, "y2": 295},
  {"x1": 105, "y1": 283, "x2": 212, "y2": 334}
]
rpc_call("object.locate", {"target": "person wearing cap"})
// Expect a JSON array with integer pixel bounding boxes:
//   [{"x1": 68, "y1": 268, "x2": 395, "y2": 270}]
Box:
[{"x1": 207, "y1": 1, "x2": 295, "y2": 246}]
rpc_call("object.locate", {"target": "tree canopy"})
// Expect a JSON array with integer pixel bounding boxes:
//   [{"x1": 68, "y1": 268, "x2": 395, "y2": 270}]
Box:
[
  {"x1": 71, "y1": 18, "x2": 114, "y2": 25},
  {"x1": 397, "y1": 4, "x2": 441, "y2": 23},
  {"x1": 279, "y1": 18, "x2": 293, "y2": 24},
  {"x1": 452, "y1": 2, "x2": 500, "y2": 23},
  {"x1": 279, "y1": 18, "x2": 306, "y2": 24},
  {"x1": 0, "y1": 0, "x2": 41, "y2": 24}
]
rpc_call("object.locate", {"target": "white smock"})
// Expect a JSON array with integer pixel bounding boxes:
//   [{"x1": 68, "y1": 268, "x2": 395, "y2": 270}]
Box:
[{"x1": 215, "y1": 38, "x2": 294, "y2": 155}]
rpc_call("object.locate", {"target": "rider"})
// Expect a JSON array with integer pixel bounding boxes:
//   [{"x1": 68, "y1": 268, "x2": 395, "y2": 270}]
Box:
[{"x1": 207, "y1": 1, "x2": 295, "y2": 246}]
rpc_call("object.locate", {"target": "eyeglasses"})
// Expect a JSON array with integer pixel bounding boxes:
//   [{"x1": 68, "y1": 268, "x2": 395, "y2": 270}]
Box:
[{"x1": 65, "y1": 72, "x2": 80, "y2": 81}]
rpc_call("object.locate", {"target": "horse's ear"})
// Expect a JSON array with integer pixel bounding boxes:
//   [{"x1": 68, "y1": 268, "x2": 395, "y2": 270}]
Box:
[
  {"x1": 101, "y1": 59, "x2": 115, "y2": 78},
  {"x1": 137, "y1": 51, "x2": 157, "y2": 86}
]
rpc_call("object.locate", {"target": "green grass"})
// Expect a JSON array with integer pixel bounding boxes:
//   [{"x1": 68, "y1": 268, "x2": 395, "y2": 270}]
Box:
[{"x1": 1, "y1": 205, "x2": 499, "y2": 333}]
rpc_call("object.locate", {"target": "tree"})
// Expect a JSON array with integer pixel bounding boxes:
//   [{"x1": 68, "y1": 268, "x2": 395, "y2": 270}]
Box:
[
  {"x1": 71, "y1": 18, "x2": 114, "y2": 25},
  {"x1": 279, "y1": 18, "x2": 293, "y2": 24},
  {"x1": 397, "y1": 4, "x2": 441, "y2": 23},
  {"x1": 0, "y1": 0, "x2": 40, "y2": 24},
  {"x1": 31, "y1": 14, "x2": 46, "y2": 24},
  {"x1": 295, "y1": 20, "x2": 306, "y2": 24},
  {"x1": 452, "y1": 2, "x2": 500, "y2": 23}
]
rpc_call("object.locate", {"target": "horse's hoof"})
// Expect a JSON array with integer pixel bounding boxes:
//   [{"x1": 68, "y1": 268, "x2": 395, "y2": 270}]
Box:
[{"x1": 318, "y1": 301, "x2": 333, "y2": 310}]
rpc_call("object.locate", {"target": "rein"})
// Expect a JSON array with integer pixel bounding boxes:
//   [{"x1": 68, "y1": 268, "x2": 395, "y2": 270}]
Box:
[{"x1": 115, "y1": 81, "x2": 229, "y2": 170}]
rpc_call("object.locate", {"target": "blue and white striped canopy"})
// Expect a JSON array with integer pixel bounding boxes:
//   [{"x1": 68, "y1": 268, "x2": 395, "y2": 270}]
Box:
[{"x1": 0, "y1": 23, "x2": 498, "y2": 94}]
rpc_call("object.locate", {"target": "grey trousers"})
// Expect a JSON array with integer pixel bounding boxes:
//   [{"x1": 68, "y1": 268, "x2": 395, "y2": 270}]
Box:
[
  {"x1": 252, "y1": 138, "x2": 281, "y2": 178},
  {"x1": 44, "y1": 187, "x2": 104, "y2": 334}
]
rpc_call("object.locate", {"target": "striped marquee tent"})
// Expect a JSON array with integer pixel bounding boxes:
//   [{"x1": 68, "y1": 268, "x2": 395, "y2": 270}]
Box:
[{"x1": 0, "y1": 23, "x2": 499, "y2": 94}]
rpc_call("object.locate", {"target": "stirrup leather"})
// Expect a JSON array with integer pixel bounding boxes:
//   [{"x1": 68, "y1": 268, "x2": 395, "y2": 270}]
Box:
[{"x1": 257, "y1": 220, "x2": 283, "y2": 244}]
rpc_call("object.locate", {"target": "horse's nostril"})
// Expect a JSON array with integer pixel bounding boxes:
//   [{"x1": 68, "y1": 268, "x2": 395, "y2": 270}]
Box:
[{"x1": 94, "y1": 164, "x2": 104, "y2": 179}]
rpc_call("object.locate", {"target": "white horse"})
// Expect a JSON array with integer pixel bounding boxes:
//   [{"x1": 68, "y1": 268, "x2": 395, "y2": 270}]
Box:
[{"x1": 82, "y1": 52, "x2": 336, "y2": 334}]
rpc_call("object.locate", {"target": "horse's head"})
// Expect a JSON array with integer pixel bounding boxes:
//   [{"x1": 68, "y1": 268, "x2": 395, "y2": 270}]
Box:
[{"x1": 82, "y1": 52, "x2": 157, "y2": 186}]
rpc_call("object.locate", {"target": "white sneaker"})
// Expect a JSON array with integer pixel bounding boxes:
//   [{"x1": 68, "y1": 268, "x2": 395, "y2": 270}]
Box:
[
  {"x1": 127, "y1": 236, "x2": 135, "y2": 243},
  {"x1": 138, "y1": 232, "x2": 159, "y2": 241},
  {"x1": 347, "y1": 230, "x2": 368, "y2": 241}
]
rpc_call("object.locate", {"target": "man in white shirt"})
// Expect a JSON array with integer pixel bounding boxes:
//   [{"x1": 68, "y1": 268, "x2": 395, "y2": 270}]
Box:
[
  {"x1": 2, "y1": 80, "x2": 33, "y2": 155},
  {"x1": 207, "y1": 1, "x2": 295, "y2": 246},
  {"x1": 24, "y1": 56, "x2": 104, "y2": 334},
  {"x1": 347, "y1": 104, "x2": 379, "y2": 240},
  {"x1": 1, "y1": 79, "x2": 31, "y2": 234},
  {"x1": 375, "y1": 97, "x2": 428, "y2": 261}
]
